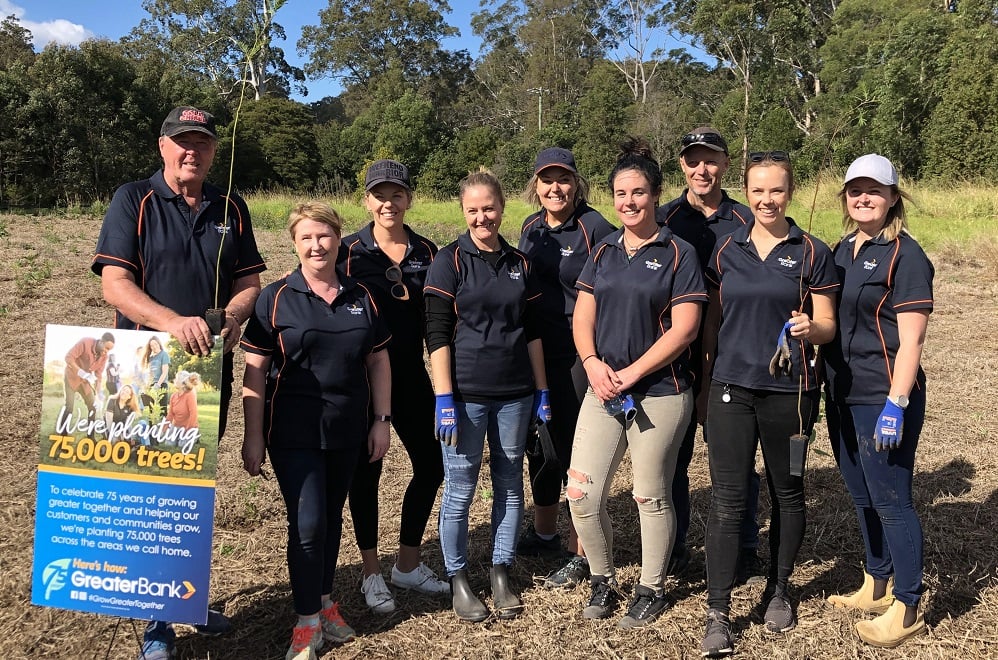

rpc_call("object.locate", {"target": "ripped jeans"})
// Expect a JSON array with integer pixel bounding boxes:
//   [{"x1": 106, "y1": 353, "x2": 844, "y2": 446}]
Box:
[{"x1": 567, "y1": 389, "x2": 691, "y2": 591}]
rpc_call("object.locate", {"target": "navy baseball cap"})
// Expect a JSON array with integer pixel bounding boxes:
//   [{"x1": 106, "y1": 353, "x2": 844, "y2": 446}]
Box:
[
  {"x1": 534, "y1": 147, "x2": 577, "y2": 174},
  {"x1": 161, "y1": 106, "x2": 217, "y2": 139},
  {"x1": 365, "y1": 159, "x2": 411, "y2": 191},
  {"x1": 680, "y1": 127, "x2": 728, "y2": 155}
]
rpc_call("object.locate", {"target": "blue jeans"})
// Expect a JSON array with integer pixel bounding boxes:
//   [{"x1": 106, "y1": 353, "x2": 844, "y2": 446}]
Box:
[
  {"x1": 826, "y1": 391, "x2": 925, "y2": 606},
  {"x1": 439, "y1": 395, "x2": 532, "y2": 574}
]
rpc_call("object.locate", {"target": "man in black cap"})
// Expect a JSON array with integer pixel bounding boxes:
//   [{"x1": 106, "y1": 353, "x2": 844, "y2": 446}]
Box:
[
  {"x1": 92, "y1": 106, "x2": 266, "y2": 659},
  {"x1": 656, "y1": 127, "x2": 763, "y2": 584}
]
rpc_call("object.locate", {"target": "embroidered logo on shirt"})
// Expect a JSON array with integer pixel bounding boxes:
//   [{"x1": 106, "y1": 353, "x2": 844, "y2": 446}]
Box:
[
  {"x1": 405, "y1": 258, "x2": 426, "y2": 271},
  {"x1": 347, "y1": 303, "x2": 364, "y2": 315},
  {"x1": 645, "y1": 258, "x2": 662, "y2": 271},
  {"x1": 777, "y1": 256, "x2": 798, "y2": 268},
  {"x1": 560, "y1": 246, "x2": 574, "y2": 257},
  {"x1": 508, "y1": 269, "x2": 522, "y2": 280},
  {"x1": 863, "y1": 259, "x2": 878, "y2": 271}
]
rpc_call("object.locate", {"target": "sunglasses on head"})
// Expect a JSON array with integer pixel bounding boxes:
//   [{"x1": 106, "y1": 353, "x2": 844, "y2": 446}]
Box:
[
  {"x1": 748, "y1": 151, "x2": 790, "y2": 163},
  {"x1": 385, "y1": 265, "x2": 410, "y2": 301},
  {"x1": 681, "y1": 132, "x2": 727, "y2": 149}
]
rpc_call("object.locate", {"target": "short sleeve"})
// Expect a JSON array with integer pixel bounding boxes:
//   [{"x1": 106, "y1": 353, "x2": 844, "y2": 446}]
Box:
[
  {"x1": 92, "y1": 183, "x2": 143, "y2": 276},
  {"x1": 240, "y1": 284, "x2": 278, "y2": 356},
  {"x1": 892, "y1": 240, "x2": 934, "y2": 313},
  {"x1": 671, "y1": 240, "x2": 708, "y2": 305},
  {"x1": 807, "y1": 236, "x2": 841, "y2": 296},
  {"x1": 424, "y1": 245, "x2": 459, "y2": 301}
]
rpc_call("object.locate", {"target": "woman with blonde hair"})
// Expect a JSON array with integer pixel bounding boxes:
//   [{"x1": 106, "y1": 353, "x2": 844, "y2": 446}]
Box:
[{"x1": 824, "y1": 154, "x2": 933, "y2": 648}]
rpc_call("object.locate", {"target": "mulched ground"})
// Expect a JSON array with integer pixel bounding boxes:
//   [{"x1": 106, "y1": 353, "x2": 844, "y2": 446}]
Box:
[{"x1": 0, "y1": 214, "x2": 995, "y2": 659}]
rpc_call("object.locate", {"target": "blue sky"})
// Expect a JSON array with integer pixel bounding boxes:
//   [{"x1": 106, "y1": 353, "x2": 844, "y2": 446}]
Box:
[{"x1": 8, "y1": 0, "x2": 689, "y2": 102}]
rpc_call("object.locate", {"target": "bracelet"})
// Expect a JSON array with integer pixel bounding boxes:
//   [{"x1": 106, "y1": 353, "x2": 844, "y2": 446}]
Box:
[{"x1": 581, "y1": 354, "x2": 598, "y2": 365}]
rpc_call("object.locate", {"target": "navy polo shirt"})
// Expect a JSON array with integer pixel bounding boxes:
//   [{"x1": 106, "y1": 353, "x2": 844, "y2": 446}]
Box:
[
  {"x1": 338, "y1": 223, "x2": 436, "y2": 365},
  {"x1": 240, "y1": 269, "x2": 391, "y2": 450},
  {"x1": 824, "y1": 232, "x2": 934, "y2": 404},
  {"x1": 424, "y1": 232, "x2": 540, "y2": 399},
  {"x1": 657, "y1": 189, "x2": 752, "y2": 270},
  {"x1": 518, "y1": 203, "x2": 616, "y2": 360},
  {"x1": 92, "y1": 170, "x2": 266, "y2": 329},
  {"x1": 707, "y1": 219, "x2": 840, "y2": 392},
  {"x1": 575, "y1": 225, "x2": 707, "y2": 396}
]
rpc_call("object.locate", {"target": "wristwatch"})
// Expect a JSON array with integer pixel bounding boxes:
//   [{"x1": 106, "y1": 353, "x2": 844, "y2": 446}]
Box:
[
  {"x1": 374, "y1": 414, "x2": 392, "y2": 423},
  {"x1": 889, "y1": 395, "x2": 909, "y2": 409}
]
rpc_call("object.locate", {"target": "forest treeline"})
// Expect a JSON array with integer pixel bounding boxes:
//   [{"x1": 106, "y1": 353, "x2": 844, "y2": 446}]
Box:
[{"x1": 2, "y1": 0, "x2": 997, "y2": 207}]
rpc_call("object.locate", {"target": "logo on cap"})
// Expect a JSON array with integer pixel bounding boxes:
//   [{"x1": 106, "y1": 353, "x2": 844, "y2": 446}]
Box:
[{"x1": 179, "y1": 109, "x2": 208, "y2": 125}]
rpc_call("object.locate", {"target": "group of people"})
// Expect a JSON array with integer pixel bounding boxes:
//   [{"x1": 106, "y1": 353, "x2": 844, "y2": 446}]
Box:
[{"x1": 89, "y1": 106, "x2": 933, "y2": 660}]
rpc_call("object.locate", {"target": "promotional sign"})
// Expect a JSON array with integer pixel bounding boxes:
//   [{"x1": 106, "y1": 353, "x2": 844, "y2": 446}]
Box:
[{"x1": 31, "y1": 325, "x2": 221, "y2": 624}]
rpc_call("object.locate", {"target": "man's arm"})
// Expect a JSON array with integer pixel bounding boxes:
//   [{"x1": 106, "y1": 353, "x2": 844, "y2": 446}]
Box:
[
  {"x1": 221, "y1": 273, "x2": 262, "y2": 353},
  {"x1": 101, "y1": 265, "x2": 214, "y2": 356}
]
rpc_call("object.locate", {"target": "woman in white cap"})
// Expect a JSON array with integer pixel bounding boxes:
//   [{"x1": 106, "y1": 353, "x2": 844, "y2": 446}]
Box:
[
  {"x1": 516, "y1": 147, "x2": 614, "y2": 588},
  {"x1": 823, "y1": 154, "x2": 933, "y2": 647}
]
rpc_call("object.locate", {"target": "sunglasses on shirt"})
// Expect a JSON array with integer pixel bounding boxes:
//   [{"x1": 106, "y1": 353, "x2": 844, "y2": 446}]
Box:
[
  {"x1": 748, "y1": 151, "x2": 790, "y2": 163},
  {"x1": 385, "y1": 265, "x2": 410, "y2": 301}
]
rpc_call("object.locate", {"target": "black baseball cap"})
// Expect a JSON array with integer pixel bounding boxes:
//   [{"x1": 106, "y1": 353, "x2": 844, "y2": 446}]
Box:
[
  {"x1": 680, "y1": 127, "x2": 728, "y2": 155},
  {"x1": 365, "y1": 159, "x2": 411, "y2": 191},
  {"x1": 161, "y1": 106, "x2": 218, "y2": 139},
  {"x1": 534, "y1": 147, "x2": 577, "y2": 174}
]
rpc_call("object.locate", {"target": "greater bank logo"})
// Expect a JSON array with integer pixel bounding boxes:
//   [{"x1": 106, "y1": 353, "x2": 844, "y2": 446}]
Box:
[
  {"x1": 41, "y1": 558, "x2": 72, "y2": 599},
  {"x1": 40, "y1": 557, "x2": 196, "y2": 601}
]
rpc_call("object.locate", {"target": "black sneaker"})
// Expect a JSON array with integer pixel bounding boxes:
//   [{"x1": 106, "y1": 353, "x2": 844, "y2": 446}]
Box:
[
  {"x1": 701, "y1": 609, "x2": 734, "y2": 657},
  {"x1": 194, "y1": 609, "x2": 233, "y2": 636},
  {"x1": 582, "y1": 576, "x2": 620, "y2": 619},
  {"x1": 735, "y1": 549, "x2": 766, "y2": 586},
  {"x1": 667, "y1": 543, "x2": 691, "y2": 577},
  {"x1": 764, "y1": 585, "x2": 796, "y2": 633},
  {"x1": 544, "y1": 555, "x2": 589, "y2": 589},
  {"x1": 617, "y1": 585, "x2": 672, "y2": 628},
  {"x1": 516, "y1": 528, "x2": 564, "y2": 557}
]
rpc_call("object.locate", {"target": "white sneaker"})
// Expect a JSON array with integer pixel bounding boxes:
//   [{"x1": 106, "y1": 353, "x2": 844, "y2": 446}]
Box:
[
  {"x1": 360, "y1": 572, "x2": 396, "y2": 613},
  {"x1": 390, "y1": 562, "x2": 451, "y2": 594}
]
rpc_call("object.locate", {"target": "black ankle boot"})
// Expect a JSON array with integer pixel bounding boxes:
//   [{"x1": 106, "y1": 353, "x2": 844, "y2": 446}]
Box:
[
  {"x1": 490, "y1": 564, "x2": 523, "y2": 619},
  {"x1": 450, "y1": 569, "x2": 489, "y2": 622}
]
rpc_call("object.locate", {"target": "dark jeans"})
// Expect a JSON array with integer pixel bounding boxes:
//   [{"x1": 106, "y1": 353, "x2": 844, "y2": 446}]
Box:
[
  {"x1": 526, "y1": 355, "x2": 588, "y2": 506},
  {"x1": 63, "y1": 378, "x2": 96, "y2": 419},
  {"x1": 826, "y1": 390, "x2": 925, "y2": 606},
  {"x1": 672, "y1": 415, "x2": 760, "y2": 551},
  {"x1": 705, "y1": 382, "x2": 818, "y2": 612},
  {"x1": 270, "y1": 444, "x2": 360, "y2": 615},
  {"x1": 350, "y1": 360, "x2": 443, "y2": 550}
]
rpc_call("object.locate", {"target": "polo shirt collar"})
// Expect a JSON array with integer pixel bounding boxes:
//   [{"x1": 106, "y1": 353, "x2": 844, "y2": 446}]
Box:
[
  {"x1": 538, "y1": 202, "x2": 589, "y2": 233},
  {"x1": 457, "y1": 230, "x2": 515, "y2": 256},
  {"x1": 357, "y1": 222, "x2": 414, "y2": 251},
  {"x1": 677, "y1": 189, "x2": 739, "y2": 222},
  {"x1": 149, "y1": 169, "x2": 223, "y2": 203},
  {"x1": 845, "y1": 230, "x2": 892, "y2": 246},
  {"x1": 286, "y1": 266, "x2": 358, "y2": 296},
  {"x1": 611, "y1": 222, "x2": 675, "y2": 252},
  {"x1": 732, "y1": 216, "x2": 804, "y2": 245}
]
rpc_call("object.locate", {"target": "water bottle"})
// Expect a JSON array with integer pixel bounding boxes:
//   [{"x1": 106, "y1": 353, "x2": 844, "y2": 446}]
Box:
[{"x1": 604, "y1": 394, "x2": 637, "y2": 421}]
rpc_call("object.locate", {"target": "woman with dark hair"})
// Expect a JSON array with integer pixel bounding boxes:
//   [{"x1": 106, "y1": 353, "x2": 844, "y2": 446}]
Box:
[
  {"x1": 824, "y1": 154, "x2": 932, "y2": 648},
  {"x1": 141, "y1": 336, "x2": 170, "y2": 412},
  {"x1": 338, "y1": 160, "x2": 449, "y2": 615},
  {"x1": 241, "y1": 201, "x2": 391, "y2": 659},
  {"x1": 424, "y1": 169, "x2": 550, "y2": 622},
  {"x1": 567, "y1": 137, "x2": 705, "y2": 628},
  {"x1": 516, "y1": 147, "x2": 615, "y2": 588},
  {"x1": 700, "y1": 151, "x2": 838, "y2": 657}
]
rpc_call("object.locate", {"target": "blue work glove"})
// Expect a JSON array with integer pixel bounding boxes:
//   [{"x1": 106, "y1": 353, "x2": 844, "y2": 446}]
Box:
[
  {"x1": 873, "y1": 398, "x2": 905, "y2": 452},
  {"x1": 768, "y1": 321, "x2": 794, "y2": 378},
  {"x1": 435, "y1": 393, "x2": 458, "y2": 446},
  {"x1": 533, "y1": 389, "x2": 552, "y2": 423}
]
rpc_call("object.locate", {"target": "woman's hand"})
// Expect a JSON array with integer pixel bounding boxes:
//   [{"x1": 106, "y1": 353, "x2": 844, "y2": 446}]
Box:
[
  {"x1": 368, "y1": 421, "x2": 391, "y2": 462},
  {"x1": 612, "y1": 364, "x2": 643, "y2": 393},
  {"x1": 788, "y1": 310, "x2": 813, "y2": 339},
  {"x1": 584, "y1": 358, "x2": 622, "y2": 402},
  {"x1": 242, "y1": 433, "x2": 265, "y2": 476}
]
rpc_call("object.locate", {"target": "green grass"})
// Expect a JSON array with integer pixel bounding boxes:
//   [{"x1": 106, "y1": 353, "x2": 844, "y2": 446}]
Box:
[{"x1": 246, "y1": 179, "x2": 995, "y2": 252}]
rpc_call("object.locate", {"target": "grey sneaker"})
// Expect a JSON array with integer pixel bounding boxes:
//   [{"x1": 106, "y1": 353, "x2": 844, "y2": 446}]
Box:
[
  {"x1": 701, "y1": 609, "x2": 734, "y2": 657},
  {"x1": 617, "y1": 585, "x2": 672, "y2": 628},
  {"x1": 543, "y1": 556, "x2": 589, "y2": 589},
  {"x1": 764, "y1": 585, "x2": 796, "y2": 633},
  {"x1": 583, "y1": 576, "x2": 621, "y2": 619}
]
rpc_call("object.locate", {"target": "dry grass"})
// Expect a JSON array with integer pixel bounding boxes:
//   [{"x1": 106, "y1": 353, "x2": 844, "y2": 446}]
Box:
[{"x1": 0, "y1": 214, "x2": 996, "y2": 659}]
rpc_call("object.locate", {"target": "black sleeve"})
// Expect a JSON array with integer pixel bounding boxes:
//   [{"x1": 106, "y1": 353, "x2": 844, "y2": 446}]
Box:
[
  {"x1": 425, "y1": 294, "x2": 457, "y2": 354},
  {"x1": 523, "y1": 299, "x2": 542, "y2": 343}
]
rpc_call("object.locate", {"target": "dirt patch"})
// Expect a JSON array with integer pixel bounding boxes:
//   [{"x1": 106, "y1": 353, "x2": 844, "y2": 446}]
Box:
[{"x1": 0, "y1": 213, "x2": 995, "y2": 659}]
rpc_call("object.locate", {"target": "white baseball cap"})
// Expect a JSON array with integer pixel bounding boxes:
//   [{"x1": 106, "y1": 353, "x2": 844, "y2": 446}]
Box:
[{"x1": 844, "y1": 154, "x2": 898, "y2": 186}]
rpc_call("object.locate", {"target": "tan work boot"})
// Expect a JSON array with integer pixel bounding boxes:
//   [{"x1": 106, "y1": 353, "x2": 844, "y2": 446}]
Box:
[
  {"x1": 828, "y1": 573, "x2": 895, "y2": 614},
  {"x1": 855, "y1": 599, "x2": 926, "y2": 648}
]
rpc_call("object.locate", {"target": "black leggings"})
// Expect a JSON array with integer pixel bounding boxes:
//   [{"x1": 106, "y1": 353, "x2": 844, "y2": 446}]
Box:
[
  {"x1": 526, "y1": 355, "x2": 588, "y2": 506},
  {"x1": 350, "y1": 359, "x2": 443, "y2": 550},
  {"x1": 270, "y1": 444, "x2": 360, "y2": 615},
  {"x1": 705, "y1": 382, "x2": 818, "y2": 612}
]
